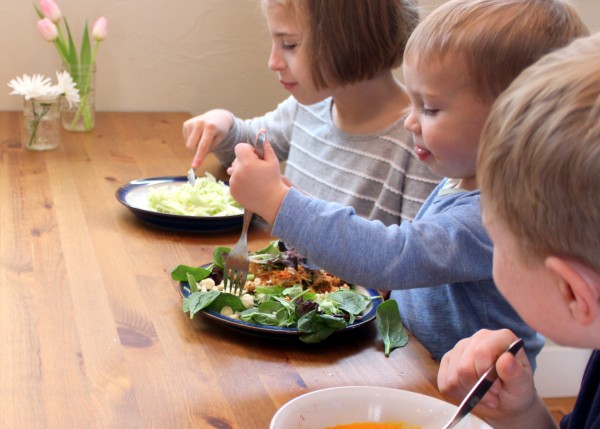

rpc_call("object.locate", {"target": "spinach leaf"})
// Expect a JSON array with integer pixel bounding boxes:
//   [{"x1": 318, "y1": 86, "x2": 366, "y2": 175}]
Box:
[
  {"x1": 282, "y1": 284, "x2": 303, "y2": 298},
  {"x1": 240, "y1": 299, "x2": 295, "y2": 327},
  {"x1": 187, "y1": 273, "x2": 199, "y2": 293},
  {"x1": 376, "y1": 299, "x2": 408, "y2": 357},
  {"x1": 207, "y1": 293, "x2": 245, "y2": 313},
  {"x1": 183, "y1": 289, "x2": 221, "y2": 319},
  {"x1": 329, "y1": 290, "x2": 371, "y2": 323},
  {"x1": 171, "y1": 264, "x2": 212, "y2": 282},
  {"x1": 241, "y1": 309, "x2": 281, "y2": 326},
  {"x1": 212, "y1": 246, "x2": 231, "y2": 269},
  {"x1": 254, "y1": 241, "x2": 281, "y2": 255},
  {"x1": 297, "y1": 311, "x2": 346, "y2": 343},
  {"x1": 255, "y1": 285, "x2": 285, "y2": 297}
]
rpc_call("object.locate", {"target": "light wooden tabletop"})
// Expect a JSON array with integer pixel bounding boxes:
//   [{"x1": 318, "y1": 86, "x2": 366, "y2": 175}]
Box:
[{"x1": 0, "y1": 111, "x2": 441, "y2": 428}]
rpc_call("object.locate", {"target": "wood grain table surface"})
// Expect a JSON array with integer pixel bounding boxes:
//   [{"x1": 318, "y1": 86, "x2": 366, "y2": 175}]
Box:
[{"x1": 0, "y1": 111, "x2": 441, "y2": 428}]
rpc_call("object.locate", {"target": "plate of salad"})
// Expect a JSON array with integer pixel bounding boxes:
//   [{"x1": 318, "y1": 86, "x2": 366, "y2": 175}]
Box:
[
  {"x1": 116, "y1": 173, "x2": 244, "y2": 232},
  {"x1": 173, "y1": 241, "x2": 383, "y2": 342}
]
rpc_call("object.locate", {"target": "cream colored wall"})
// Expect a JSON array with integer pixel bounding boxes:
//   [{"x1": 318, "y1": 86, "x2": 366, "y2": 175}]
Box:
[{"x1": 1, "y1": 0, "x2": 598, "y2": 119}]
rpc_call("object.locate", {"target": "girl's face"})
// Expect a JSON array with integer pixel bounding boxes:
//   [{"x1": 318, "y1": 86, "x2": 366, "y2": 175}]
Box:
[
  {"x1": 265, "y1": 1, "x2": 331, "y2": 105},
  {"x1": 403, "y1": 57, "x2": 492, "y2": 190}
]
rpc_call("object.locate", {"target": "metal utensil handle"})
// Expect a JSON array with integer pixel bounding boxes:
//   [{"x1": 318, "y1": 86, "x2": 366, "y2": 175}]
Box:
[
  {"x1": 254, "y1": 130, "x2": 266, "y2": 160},
  {"x1": 237, "y1": 131, "x2": 266, "y2": 245},
  {"x1": 444, "y1": 338, "x2": 525, "y2": 429}
]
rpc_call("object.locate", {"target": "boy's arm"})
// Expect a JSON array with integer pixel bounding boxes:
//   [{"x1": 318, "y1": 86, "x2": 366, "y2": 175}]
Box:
[{"x1": 438, "y1": 329, "x2": 558, "y2": 429}]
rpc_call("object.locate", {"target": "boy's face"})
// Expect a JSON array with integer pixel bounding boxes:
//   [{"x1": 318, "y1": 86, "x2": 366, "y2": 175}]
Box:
[
  {"x1": 403, "y1": 57, "x2": 492, "y2": 189},
  {"x1": 483, "y1": 209, "x2": 574, "y2": 345},
  {"x1": 265, "y1": 2, "x2": 331, "y2": 105}
]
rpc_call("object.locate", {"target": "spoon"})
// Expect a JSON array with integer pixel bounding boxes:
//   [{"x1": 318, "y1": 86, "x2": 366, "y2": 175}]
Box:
[{"x1": 441, "y1": 338, "x2": 525, "y2": 429}]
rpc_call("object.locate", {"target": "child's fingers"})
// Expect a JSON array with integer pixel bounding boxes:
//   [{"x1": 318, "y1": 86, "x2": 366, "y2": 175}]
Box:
[
  {"x1": 193, "y1": 130, "x2": 214, "y2": 168},
  {"x1": 233, "y1": 142, "x2": 255, "y2": 160},
  {"x1": 262, "y1": 139, "x2": 278, "y2": 162},
  {"x1": 495, "y1": 349, "x2": 532, "y2": 395}
]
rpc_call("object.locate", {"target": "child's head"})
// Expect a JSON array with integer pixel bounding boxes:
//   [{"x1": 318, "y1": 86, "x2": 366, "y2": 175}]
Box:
[
  {"x1": 263, "y1": 0, "x2": 418, "y2": 100},
  {"x1": 478, "y1": 33, "x2": 600, "y2": 348},
  {"x1": 402, "y1": 0, "x2": 588, "y2": 188},
  {"x1": 404, "y1": 0, "x2": 588, "y2": 103}
]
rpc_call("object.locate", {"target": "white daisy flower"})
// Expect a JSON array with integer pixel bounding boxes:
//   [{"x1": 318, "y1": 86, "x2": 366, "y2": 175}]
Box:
[
  {"x1": 7, "y1": 74, "x2": 53, "y2": 100},
  {"x1": 55, "y1": 71, "x2": 80, "y2": 108}
]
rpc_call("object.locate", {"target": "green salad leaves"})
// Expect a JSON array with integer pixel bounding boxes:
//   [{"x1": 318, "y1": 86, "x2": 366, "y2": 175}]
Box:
[
  {"x1": 173, "y1": 241, "x2": 374, "y2": 343},
  {"x1": 148, "y1": 173, "x2": 243, "y2": 216}
]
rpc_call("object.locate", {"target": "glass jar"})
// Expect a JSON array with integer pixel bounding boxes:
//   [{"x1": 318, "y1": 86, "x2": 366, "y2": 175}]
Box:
[
  {"x1": 61, "y1": 63, "x2": 96, "y2": 132},
  {"x1": 23, "y1": 97, "x2": 61, "y2": 151}
]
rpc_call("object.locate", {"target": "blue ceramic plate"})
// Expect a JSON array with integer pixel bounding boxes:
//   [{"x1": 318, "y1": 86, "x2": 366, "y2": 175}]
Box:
[
  {"x1": 116, "y1": 176, "x2": 243, "y2": 232},
  {"x1": 180, "y1": 276, "x2": 382, "y2": 338}
]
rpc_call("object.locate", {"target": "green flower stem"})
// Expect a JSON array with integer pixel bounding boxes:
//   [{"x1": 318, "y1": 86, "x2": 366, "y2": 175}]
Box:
[
  {"x1": 27, "y1": 101, "x2": 53, "y2": 147},
  {"x1": 68, "y1": 92, "x2": 93, "y2": 131},
  {"x1": 63, "y1": 58, "x2": 96, "y2": 132}
]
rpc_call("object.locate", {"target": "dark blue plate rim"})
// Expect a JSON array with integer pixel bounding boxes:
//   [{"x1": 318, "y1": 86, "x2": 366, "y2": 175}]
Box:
[
  {"x1": 115, "y1": 176, "x2": 243, "y2": 232},
  {"x1": 180, "y1": 279, "x2": 381, "y2": 337}
]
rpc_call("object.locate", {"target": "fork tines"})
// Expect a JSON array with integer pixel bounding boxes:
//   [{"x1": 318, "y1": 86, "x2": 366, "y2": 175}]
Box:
[{"x1": 224, "y1": 268, "x2": 247, "y2": 296}]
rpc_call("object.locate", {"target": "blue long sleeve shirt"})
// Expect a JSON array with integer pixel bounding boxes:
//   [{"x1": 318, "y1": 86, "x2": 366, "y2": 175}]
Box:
[{"x1": 272, "y1": 180, "x2": 544, "y2": 364}]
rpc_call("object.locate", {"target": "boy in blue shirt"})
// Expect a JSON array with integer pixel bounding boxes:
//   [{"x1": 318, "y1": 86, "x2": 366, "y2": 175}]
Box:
[
  {"x1": 226, "y1": 0, "x2": 588, "y2": 365},
  {"x1": 437, "y1": 32, "x2": 600, "y2": 428}
]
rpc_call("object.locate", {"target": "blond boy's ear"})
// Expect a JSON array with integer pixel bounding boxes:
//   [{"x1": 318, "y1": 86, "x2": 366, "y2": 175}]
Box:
[{"x1": 546, "y1": 257, "x2": 600, "y2": 326}]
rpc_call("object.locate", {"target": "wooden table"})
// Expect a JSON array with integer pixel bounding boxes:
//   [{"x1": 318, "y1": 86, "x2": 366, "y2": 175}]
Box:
[{"x1": 0, "y1": 112, "x2": 441, "y2": 428}]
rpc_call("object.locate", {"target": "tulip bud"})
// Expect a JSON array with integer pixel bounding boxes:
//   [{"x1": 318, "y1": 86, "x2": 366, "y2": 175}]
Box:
[
  {"x1": 39, "y1": 0, "x2": 62, "y2": 23},
  {"x1": 92, "y1": 17, "x2": 108, "y2": 41},
  {"x1": 37, "y1": 18, "x2": 59, "y2": 42}
]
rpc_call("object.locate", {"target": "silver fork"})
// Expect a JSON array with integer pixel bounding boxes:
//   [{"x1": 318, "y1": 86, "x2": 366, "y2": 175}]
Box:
[{"x1": 223, "y1": 131, "x2": 266, "y2": 296}]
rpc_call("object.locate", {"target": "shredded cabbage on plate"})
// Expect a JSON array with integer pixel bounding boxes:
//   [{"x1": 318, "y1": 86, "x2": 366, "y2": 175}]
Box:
[{"x1": 147, "y1": 173, "x2": 243, "y2": 217}]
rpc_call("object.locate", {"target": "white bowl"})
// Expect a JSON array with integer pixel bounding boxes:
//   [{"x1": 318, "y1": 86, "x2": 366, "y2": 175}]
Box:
[{"x1": 270, "y1": 386, "x2": 492, "y2": 429}]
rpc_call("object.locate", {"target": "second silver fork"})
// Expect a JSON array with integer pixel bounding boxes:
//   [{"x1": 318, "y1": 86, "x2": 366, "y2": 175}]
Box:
[{"x1": 223, "y1": 131, "x2": 266, "y2": 296}]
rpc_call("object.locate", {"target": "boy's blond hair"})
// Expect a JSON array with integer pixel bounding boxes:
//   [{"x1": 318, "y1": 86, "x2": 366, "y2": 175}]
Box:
[
  {"x1": 478, "y1": 33, "x2": 600, "y2": 272},
  {"x1": 404, "y1": 0, "x2": 588, "y2": 102},
  {"x1": 264, "y1": 0, "x2": 419, "y2": 89}
]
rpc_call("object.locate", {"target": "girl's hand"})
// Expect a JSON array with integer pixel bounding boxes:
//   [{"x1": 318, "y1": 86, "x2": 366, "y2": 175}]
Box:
[
  {"x1": 438, "y1": 329, "x2": 557, "y2": 429},
  {"x1": 228, "y1": 139, "x2": 290, "y2": 224},
  {"x1": 183, "y1": 109, "x2": 234, "y2": 168}
]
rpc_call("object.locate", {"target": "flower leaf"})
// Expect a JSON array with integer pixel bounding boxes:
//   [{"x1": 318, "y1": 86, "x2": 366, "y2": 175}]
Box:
[
  {"x1": 52, "y1": 39, "x2": 70, "y2": 65},
  {"x1": 63, "y1": 17, "x2": 79, "y2": 72},
  {"x1": 80, "y1": 21, "x2": 91, "y2": 67},
  {"x1": 33, "y1": 3, "x2": 44, "y2": 19}
]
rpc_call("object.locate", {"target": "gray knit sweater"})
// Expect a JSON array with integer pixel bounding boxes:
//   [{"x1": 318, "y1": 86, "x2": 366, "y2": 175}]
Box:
[{"x1": 213, "y1": 96, "x2": 440, "y2": 225}]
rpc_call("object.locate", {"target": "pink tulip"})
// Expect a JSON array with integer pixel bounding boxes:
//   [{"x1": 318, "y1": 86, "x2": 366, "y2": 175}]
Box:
[
  {"x1": 92, "y1": 17, "x2": 108, "y2": 41},
  {"x1": 37, "y1": 18, "x2": 59, "y2": 42},
  {"x1": 39, "y1": 0, "x2": 62, "y2": 23}
]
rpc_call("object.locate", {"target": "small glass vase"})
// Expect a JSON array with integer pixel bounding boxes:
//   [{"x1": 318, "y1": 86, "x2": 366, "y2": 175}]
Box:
[
  {"x1": 61, "y1": 64, "x2": 96, "y2": 132},
  {"x1": 23, "y1": 98, "x2": 61, "y2": 151}
]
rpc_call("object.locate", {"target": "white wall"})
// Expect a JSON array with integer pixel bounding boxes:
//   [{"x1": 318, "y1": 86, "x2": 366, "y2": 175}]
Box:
[
  {"x1": 1, "y1": 0, "x2": 283, "y2": 118},
  {"x1": 1, "y1": 0, "x2": 598, "y2": 119}
]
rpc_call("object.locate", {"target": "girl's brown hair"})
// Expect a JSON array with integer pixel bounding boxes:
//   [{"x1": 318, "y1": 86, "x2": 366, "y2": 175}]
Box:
[{"x1": 284, "y1": 0, "x2": 419, "y2": 89}]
